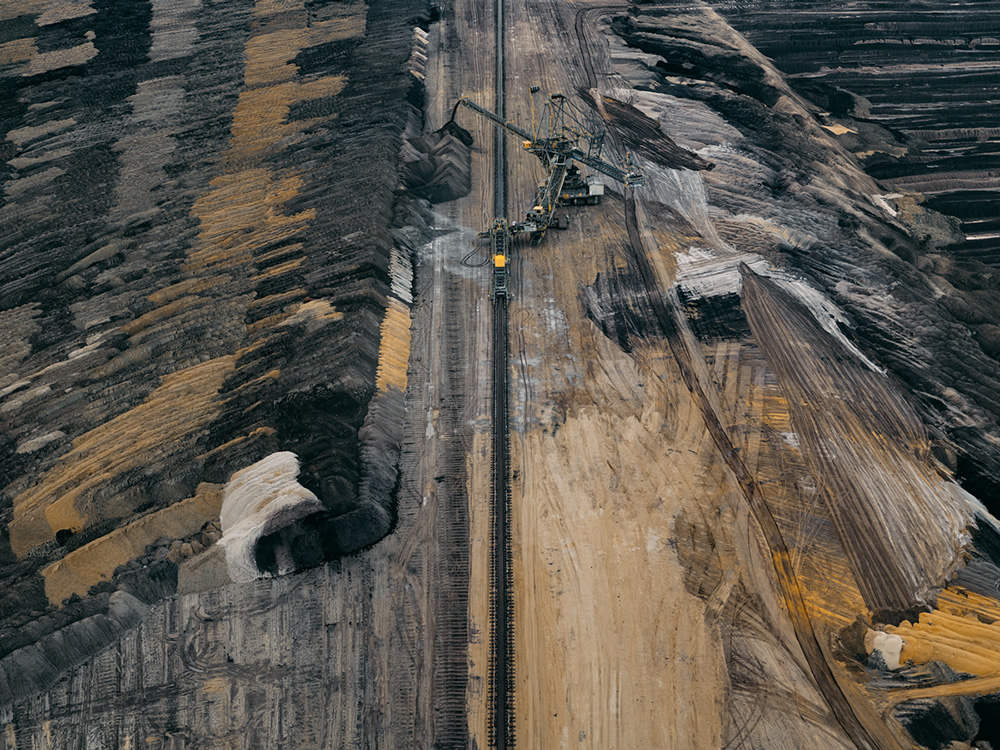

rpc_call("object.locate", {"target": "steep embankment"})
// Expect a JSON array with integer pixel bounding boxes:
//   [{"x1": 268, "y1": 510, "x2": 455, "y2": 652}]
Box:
[
  {"x1": 0, "y1": 0, "x2": 426, "y2": 708},
  {"x1": 587, "y1": 2, "x2": 1000, "y2": 746},
  {"x1": 707, "y1": 0, "x2": 1000, "y2": 247},
  {"x1": 704, "y1": 0, "x2": 1000, "y2": 497}
]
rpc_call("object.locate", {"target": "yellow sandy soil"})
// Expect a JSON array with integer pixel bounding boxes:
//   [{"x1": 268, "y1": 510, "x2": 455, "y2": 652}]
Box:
[
  {"x1": 10, "y1": 356, "x2": 234, "y2": 558},
  {"x1": 42, "y1": 483, "x2": 224, "y2": 604}
]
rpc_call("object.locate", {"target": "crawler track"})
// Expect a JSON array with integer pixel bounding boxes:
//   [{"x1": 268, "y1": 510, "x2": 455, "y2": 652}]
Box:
[{"x1": 488, "y1": 0, "x2": 514, "y2": 745}]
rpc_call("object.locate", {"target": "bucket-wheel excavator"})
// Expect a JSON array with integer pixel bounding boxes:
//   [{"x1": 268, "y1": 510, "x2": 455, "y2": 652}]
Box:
[
  {"x1": 453, "y1": 87, "x2": 644, "y2": 247},
  {"x1": 452, "y1": 87, "x2": 644, "y2": 298},
  {"x1": 452, "y1": 86, "x2": 645, "y2": 242}
]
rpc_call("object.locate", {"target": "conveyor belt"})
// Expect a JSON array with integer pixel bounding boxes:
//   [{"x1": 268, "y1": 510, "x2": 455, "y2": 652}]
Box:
[{"x1": 488, "y1": 0, "x2": 515, "y2": 745}]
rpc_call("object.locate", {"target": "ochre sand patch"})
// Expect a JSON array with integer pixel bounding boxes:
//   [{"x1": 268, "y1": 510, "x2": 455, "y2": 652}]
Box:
[
  {"x1": 871, "y1": 588, "x2": 1000, "y2": 707},
  {"x1": 514, "y1": 399, "x2": 730, "y2": 749},
  {"x1": 10, "y1": 356, "x2": 235, "y2": 556},
  {"x1": 876, "y1": 607, "x2": 1000, "y2": 676},
  {"x1": 41, "y1": 483, "x2": 224, "y2": 605},
  {"x1": 375, "y1": 298, "x2": 412, "y2": 393}
]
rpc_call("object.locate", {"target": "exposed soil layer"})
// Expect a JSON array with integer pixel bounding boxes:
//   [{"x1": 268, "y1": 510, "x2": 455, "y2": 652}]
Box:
[
  {"x1": 578, "y1": 87, "x2": 714, "y2": 172},
  {"x1": 705, "y1": 1, "x2": 1000, "y2": 246},
  {"x1": 6, "y1": 0, "x2": 1000, "y2": 745},
  {"x1": 614, "y1": 4, "x2": 1000, "y2": 525},
  {"x1": 402, "y1": 120, "x2": 473, "y2": 203},
  {"x1": 704, "y1": 0, "x2": 1000, "y2": 413},
  {"x1": 589, "y1": 4, "x2": 1000, "y2": 746},
  {"x1": 0, "y1": 0, "x2": 428, "y2": 717}
]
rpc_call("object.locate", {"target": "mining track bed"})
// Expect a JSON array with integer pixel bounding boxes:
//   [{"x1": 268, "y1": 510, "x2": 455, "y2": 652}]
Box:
[
  {"x1": 489, "y1": 294, "x2": 514, "y2": 748},
  {"x1": 488, "y1": 0, "x2": 514, "y2": 744}
]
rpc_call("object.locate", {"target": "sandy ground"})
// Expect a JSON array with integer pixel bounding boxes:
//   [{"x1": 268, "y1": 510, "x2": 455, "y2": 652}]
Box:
[
  {"x1": 3, "y1": 0, "x2": 998, "y2": 745},
  {"x1": 492, "y1": 4, "x2": 745, "y2": 746},
  {"x1": 447, "y1": 1, "x2": 992, "y2": 747}
]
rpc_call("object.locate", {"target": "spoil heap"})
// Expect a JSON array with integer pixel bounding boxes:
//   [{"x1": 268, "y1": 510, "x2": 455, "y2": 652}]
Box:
[{"x1": 0, "y1": 0, "x2": 426, "y2": 715}]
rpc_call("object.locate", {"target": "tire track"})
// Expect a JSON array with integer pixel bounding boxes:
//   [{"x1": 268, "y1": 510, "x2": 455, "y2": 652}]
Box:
[{"x1": 574, "y1": 9, "x2": 893, "y2": 749}]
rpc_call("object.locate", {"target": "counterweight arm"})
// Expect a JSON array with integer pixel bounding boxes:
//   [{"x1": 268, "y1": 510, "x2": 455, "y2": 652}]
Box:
[{"x1": 570, "y1": 147, "x2": 645, "y2": 188}]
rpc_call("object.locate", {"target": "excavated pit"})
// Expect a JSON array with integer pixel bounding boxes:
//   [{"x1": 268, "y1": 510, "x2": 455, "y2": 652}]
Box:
[
  {"x1": 0, "y1": 0, "x2": 431, "y2": 720},
  {"x1": 5, "y1": 0, "x2": 1000, "y2": 745}
]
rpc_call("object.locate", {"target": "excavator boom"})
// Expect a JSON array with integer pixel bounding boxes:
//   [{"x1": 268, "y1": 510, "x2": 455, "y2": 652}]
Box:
[
  {"x1": 454, "y1": 97, "x2": 534, "y2": 143},
  {"x1": 453, "y1": 89, "x2": 644, "y2": 247},
  {"x1": 570, "y1": 147, "x2": 645, "y2": 188},
  {"x1": 454, "y1": 94, "x2": 644, "y2": 189}
]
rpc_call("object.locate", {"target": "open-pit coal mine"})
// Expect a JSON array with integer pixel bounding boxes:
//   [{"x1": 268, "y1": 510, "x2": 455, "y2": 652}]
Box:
[{"x1": 3, "y1": 0, "x2": 1000, "y2": 747}]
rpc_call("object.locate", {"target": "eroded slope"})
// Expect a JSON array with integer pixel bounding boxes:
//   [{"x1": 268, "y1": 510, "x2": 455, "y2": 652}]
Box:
[{"x1": 0, "y1": 0, "x2": 426, "y2": 720}]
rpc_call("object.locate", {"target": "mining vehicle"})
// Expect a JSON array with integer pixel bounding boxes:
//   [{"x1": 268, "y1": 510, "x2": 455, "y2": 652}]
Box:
[
  {"x1": 492, "y1": 253, "x2": 510, "y2": 299},
  {"x1": 453, "y1": 88, "x2": 643, "y2": 245},
  {"x1": 560, "y1": 165, "x2": 604, "y2": 205},
  {"x1": 485, "y1": 218, "x2": 512, "y2": 299}
]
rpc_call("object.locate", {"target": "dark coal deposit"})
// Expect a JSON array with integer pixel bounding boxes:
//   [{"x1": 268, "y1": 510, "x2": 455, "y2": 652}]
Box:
[{"x1": 0, "y1": 0, "x2": 430, "y2": 726}]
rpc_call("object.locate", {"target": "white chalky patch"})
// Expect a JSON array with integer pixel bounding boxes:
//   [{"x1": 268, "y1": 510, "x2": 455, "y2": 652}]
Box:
[
  {"x1": 218, "y1": 452, "x2": 324, "y2": 583},
  {"x1": 865, "y1": 629, "x2": 904, "y2": 670}
]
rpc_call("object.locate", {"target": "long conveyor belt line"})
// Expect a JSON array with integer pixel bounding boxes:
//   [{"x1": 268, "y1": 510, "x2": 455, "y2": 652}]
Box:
[
  {"x1": 488, "y1": 0, "x2": 514, "y2": 743},
  {"x1": 489, "y1": 294, "x2": 513, "y2": 749}
]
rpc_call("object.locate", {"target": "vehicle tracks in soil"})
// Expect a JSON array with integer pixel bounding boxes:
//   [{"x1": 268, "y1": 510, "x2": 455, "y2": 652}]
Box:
[{"x1": 573, "y1": 8, "x2": 893, "y2": 749}]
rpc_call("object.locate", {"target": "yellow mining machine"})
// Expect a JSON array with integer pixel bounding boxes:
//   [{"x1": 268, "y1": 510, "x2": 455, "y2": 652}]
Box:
[
  {"x1": 488, "y1": 218, "x2": 512, "y2": 299},
  {"x1": 453, "y1": 87, "x2": 644, "y2": 247}
]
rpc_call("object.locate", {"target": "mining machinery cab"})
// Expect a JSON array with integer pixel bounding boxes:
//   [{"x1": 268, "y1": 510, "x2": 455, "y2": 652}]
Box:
[
  {"x1": 492, "y1": 253, "x2": 510, "y2": 299},
  {"x1": 515, "y1": 206, "x2": 569, "y2": 238},
  {"x1": 485, "y1": 219, "x2": 512, "y2": 299},
  {"x1": 559, "y1": 165, "x2": 604, "y2": 206}
]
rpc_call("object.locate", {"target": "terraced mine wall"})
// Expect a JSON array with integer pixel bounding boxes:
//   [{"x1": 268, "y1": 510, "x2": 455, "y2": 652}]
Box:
[
  {"x1": 614, "y1": 2, "x2": 1000, "y2": 525},
  {"x1": 706, "y1": 0, "x2": 1000, "y2": 246},
  {"x1": 606, "y1": 5, "x2": 1000, "y2": 745},
  {"x1": 698, "y1": 0, "x2": 1000, "y2": 507},
  {"x1": 0, "y1": 0, "x2": 429, "y2": 715}
]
